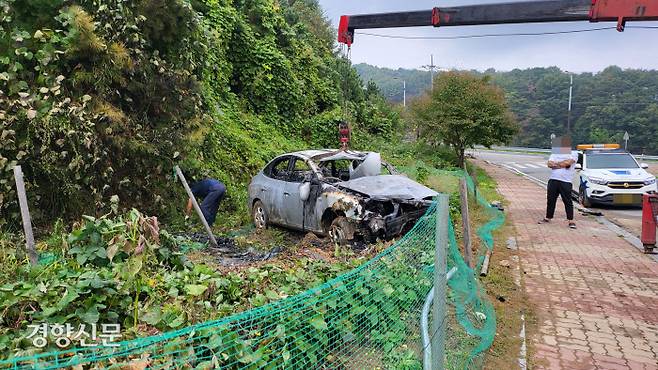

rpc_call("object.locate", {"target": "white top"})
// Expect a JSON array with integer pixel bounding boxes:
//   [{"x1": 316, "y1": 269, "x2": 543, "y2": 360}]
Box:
[{"x1": 548, "y1": 151, "x2": 578, "y2": 183}]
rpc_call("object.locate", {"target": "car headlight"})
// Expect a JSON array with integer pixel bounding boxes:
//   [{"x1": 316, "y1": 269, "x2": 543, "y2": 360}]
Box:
[
  {"x1": 645, "y1": 177, "x2": 657, "y2": 186},
  {"x1": 588, "y1": 177, "x2": 608, "y2": 186}
]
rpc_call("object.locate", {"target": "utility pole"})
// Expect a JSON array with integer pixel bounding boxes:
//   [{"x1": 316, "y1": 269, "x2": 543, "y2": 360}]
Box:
[
  {"x1": 429, "y1": 54, "x2": 436, "y2": 91},
  {"x1": 423, "y1": 55, "x2": 438, "y2": 92},
  {"x1": 567, "y1": 74, "x2": 573, "y2": 135}
]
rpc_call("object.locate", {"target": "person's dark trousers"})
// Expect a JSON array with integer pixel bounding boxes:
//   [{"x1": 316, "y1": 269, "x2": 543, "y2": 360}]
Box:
[
  {"x1": 546, "y1": 179, "x2": 574, "y2": 221},
  {"x1": 200, "y1": 183, "x2": 226, "y2": 226}
]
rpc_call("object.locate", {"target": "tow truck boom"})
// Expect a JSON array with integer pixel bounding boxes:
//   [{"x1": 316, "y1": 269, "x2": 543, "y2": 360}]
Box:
[{"x1": 338, "y1": 0, "x2": 658, "y2": 46}]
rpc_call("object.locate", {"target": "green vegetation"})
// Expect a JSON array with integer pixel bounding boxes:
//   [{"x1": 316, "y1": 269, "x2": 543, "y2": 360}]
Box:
[
  {"x1": 0, "y1": 0, "x2": 400, "y2": 229},
  {"x1": 0, "y1": 1, "x2": 516, "y2": 367},
  {"x1": 354, "y1": 63, "x2": 432, "y2": 101},
  {"x1": 0, "y1": 181, "x2": 500, "y2": 369},
  {"x1": 357, "y1": 63, "x2": 658, "y2": 154},
  {"x1": 408, "y1": 72, "x2": 518, "y2": 168},
  {"x1": 0, "y1": 210, "x2": 366, "y2": 356}
]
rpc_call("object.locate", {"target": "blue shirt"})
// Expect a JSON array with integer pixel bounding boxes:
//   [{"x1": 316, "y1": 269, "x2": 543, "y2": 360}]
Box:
[{"x1": 191, "y1": 179, "x2": 222, "y2": 198}]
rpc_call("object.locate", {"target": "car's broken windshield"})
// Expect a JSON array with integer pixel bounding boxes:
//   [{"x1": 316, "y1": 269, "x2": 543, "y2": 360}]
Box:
[{"x1": 318, "y1": 152, "x2": 393, "y2": 181}]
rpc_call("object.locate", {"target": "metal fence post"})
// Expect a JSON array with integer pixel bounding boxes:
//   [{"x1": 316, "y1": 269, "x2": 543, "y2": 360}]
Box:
[{"x1": 432, "y1": 194, "x2": 449, "y2": 370}]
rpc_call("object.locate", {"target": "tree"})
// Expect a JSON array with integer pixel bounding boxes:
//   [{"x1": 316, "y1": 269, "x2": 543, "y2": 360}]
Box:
[
  {"x1": 357, "y1": 64, "x2": 658, "y2": 154},
  {"x1": 410, "y1": 72, "x2": 518, "y2": 168}
]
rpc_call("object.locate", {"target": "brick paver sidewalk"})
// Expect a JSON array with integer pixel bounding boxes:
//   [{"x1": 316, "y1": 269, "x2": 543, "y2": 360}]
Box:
[{"x1": 479, "y1": 161, "x2": 658, "y2": 370}]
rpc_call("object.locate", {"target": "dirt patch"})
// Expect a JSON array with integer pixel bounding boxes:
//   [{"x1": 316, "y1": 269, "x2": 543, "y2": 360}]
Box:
[
  {"x1": 180, "y1": 226, "x2": 385, "y2": 271},
  {"x1": 178, "y1": 232, "x2": 282, "y2": 267},
  {"x1": 482, "y1": 223, "x2": 536, "y2": 370}
]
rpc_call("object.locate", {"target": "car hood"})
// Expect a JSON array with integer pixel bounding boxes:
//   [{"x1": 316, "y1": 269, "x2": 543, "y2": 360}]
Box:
[
  {"x1": 336, "y1": 175, "x2": 438, "y2": 200},
  {"x1": 586, "y1": 168, "x2": 653, "y2": 181}
]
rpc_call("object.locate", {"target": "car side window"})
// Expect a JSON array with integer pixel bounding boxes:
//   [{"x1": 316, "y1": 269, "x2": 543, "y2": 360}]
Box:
[
  {"x1": 266, "y1": 157, "x2": 291, "y2": 181},
  {"x1": 289, "y1": 158, "x2": 313, "y2": 183},
  {"x1": 578, "y1": 153, "x2": 583, "y2": 166}
]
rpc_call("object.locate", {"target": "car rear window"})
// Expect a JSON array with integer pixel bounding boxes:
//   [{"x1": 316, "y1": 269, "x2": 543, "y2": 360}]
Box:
[{"x1": 586, "y1": 154, "x2": 638, "y2": 169}]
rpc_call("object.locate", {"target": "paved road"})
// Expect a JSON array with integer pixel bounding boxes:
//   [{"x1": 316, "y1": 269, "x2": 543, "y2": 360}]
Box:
[
  {"x1": 470, "y1": 150, "x2": 646, "y2": 236},
  {"x1": 481, "y1": 161, "x2": 658, "y2": 369}
]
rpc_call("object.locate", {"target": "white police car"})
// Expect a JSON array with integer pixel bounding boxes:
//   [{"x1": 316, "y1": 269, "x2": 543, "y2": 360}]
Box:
[{"x1": 573, "y1": 144, "x2": 657, "y2": 207}]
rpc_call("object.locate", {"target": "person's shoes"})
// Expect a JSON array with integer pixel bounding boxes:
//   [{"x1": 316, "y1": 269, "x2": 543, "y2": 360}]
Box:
[
  {"x1": 568, "y1": 222, "x2": 577, "y2": 229},
  {"x1": 538, "y1": 218, "x2": 551, "y2": 224}
]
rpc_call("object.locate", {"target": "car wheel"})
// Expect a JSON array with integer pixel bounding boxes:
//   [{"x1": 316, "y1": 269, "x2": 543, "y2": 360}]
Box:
[
  {"x1": 579, "y1": 185, "x2": 592, "y2": 208},
  {"x1": 329, "y1": 216, "x2": 354, "y2": 245},
  {"x1": 252, "y1": 200, "x2": 268, "y2": 229}
]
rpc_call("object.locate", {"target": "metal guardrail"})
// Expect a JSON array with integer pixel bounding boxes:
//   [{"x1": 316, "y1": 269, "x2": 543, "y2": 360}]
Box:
[{"x1": 474, "y1": 146, "x2": 658, "y2": 161}]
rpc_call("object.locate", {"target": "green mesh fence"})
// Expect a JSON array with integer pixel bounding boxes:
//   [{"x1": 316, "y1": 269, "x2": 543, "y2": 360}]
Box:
[{"x1": 1, "y1": 171, "x2": 504, "y2": 369}]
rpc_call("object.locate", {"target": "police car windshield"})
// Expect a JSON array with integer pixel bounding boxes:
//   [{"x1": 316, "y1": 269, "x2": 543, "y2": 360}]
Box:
[{"x1": 587, "y1": 153, "x2": 638, "y2": 169}]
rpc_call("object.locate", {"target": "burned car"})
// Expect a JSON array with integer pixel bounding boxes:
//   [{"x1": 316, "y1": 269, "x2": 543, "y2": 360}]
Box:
[{"x1": 248, "y1": 150, "x2": 438, "y2": 244}]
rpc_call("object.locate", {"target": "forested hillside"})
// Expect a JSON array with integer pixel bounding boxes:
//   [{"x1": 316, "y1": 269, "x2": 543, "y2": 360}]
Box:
[
  {"x1": 356, "y1": 63, "x2": 658, "y2": 154},
  {"x1": 0, "y1": 0, "x2": 399, "y2": 227}
]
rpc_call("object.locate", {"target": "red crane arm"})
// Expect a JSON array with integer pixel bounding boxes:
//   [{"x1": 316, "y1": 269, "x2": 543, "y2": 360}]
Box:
[{"x1": 338, "y1": 0, "x2": 658, "y2": 46}]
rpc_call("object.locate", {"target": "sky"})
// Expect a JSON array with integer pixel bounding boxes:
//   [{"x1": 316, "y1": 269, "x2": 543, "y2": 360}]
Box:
[{"x1": 318, "y1": 0, "x2": 658, "y2": 72}]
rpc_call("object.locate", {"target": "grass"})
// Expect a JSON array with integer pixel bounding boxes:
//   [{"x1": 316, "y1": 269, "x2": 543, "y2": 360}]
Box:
[{"x1": 398, "y1": 159, "x2": 528, "y2": 368}]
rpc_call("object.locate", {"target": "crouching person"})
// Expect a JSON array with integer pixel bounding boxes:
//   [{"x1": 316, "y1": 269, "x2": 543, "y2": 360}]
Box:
[{"x1": 185, "y1": 176, "x2": 226, "y2": 227}]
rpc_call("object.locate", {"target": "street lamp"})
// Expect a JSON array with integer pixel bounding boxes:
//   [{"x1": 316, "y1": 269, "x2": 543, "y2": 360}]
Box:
[{"x1": 567, "y1": 73, "x2": 573, "y2": 134}]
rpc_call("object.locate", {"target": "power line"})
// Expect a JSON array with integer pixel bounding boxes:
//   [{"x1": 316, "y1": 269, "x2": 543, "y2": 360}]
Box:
[{"x1": 355, "y1": 25, "x2": 658, "y2": 41}]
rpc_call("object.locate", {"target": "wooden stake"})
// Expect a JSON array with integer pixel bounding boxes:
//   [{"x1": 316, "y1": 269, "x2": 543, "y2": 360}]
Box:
[
  {"x1": 174, "y1": 166, "x2": 219, "y2": 248},
  {"x1": 459, "y1": 177, "x2": 473, "y2": 268},
  {"x1": 13, "y1": 166, "x2": 38, "y2": 265},
  {"x1": 481, "y1": 250, "x2": 492, "y2": 277}
]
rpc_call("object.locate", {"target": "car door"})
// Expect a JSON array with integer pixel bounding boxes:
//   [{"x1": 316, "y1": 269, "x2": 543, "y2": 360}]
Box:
[
  {"x1": 260, "y1": 156, "x2": 292, "y2": 225},
  {"x1": 281, "y1": 157, "x2": 313, "y2": 229}
]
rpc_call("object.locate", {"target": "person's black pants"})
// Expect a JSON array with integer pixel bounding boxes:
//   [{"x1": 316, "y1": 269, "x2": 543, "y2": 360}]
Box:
[
  {"x1": 200, "y1": 183, "x2": 226, "y2": 226},
  {"x1": 546, "y1": 179, "x2": 574, "y2": 221}
]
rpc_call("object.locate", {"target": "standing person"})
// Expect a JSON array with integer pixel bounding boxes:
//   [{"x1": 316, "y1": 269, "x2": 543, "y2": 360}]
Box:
[
  {"x1": 184, "y1": 173, "x2": 226, "y2": 227},
  {"x1": 538, "y1": 136, "x2": 578, "y2": 229}
]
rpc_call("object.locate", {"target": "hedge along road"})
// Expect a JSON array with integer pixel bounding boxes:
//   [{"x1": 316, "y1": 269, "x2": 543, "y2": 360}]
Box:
[{"x1": 469, "y1": 150, "x2": 650, "y2": 238}]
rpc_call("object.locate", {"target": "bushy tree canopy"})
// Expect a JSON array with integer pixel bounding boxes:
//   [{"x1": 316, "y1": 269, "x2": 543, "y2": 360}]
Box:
[
  {"x1": 0, "y1": 0, "x2": 400, "y2": 227},
  {"x1": 358, "y1": 64, "x2": 658, "y2": 154},
  {"x1": 410, "y1": 72, "x2": 518, "y2": 167}
]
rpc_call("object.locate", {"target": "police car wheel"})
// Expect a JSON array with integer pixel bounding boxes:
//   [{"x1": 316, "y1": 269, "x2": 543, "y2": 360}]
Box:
[{"x1": 579, "y1": 185, "x2": 592, "y2": 208}]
